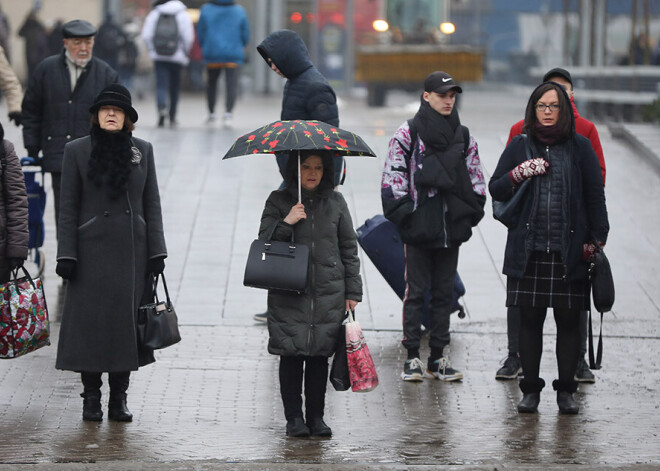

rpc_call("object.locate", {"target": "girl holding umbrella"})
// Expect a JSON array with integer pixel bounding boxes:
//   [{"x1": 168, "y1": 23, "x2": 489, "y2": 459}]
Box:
[{"x1": 258, "y1": 149, "x2": 362, "y2": 437}]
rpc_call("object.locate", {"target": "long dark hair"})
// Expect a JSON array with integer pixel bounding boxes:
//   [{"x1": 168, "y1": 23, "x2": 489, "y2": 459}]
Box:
[{"x1": 522, "y1": 82, "x2": 573, "y2": 139}]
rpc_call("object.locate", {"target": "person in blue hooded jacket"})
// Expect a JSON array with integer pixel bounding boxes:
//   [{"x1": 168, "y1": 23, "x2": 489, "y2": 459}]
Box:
[{"x1": 197, "y1": 0, "x2": 249, "y2": 125}]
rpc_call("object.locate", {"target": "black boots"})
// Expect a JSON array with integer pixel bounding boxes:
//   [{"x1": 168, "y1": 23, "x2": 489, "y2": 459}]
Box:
[
  {"x1": 80, "y1": 371, "x2": 133, "y2": 422},
  {"x1": 286, "y1": 417, "x2": 310, "y2": 437},
  {"x1": 553, "y1": 380, "x2": 579, "y2": 414},
  {"x1": 307, "y1": 417, "x2": 332, "y2": 437},
  {"x1": 517, "y1": 378, "x2": 545, "y2": 413},
  {"x1": 108, "y1": 392, "x2": 133, "y2": 422},
  {"x1": 81, "y1": 391, "x2": 103, "y2": 421},
  {"x1": 108, "y1": 372, "x2": 133, "y2": 422}
]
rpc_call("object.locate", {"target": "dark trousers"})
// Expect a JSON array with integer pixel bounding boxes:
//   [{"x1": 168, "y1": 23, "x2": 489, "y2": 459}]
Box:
[
  {"x1": 401, "y1": 244, "x2": 459, "y2": 355},
  {"x1": 507, "y1": 307, "x2": 589, "y2": 357},
  {"x1": 51, "y1": 171, "x2": 61, "y2": 239},
  {"x1": 518, "y1": 307, "x2": 580, "y2": 385},
  {"x1": 154, "y1": 61, "x2": 183, "y2": 120},
  {"x1": 279, "y1": 356, "x2": 328, "y2": 421},
  {"x1": 206, "y1": 67, "x2": 239, "y2": 115},
  {"x1": 81, "y1": 371, "x2": 131, "y2": 397}
]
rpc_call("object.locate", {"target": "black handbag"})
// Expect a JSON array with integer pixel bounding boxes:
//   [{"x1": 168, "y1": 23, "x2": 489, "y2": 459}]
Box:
[
  {"x1": 243, "y1": 222, "x2": 309, "y2": 293},
  {"x1": 137, "y1": 273, "x2": 181, "y2": 350},
  {"x1": 330, "y1": 314, "x2": 351, "y2": 391},
  {"x1": 493, "y1": 134, "x2": 532, "y2": 227},
  {"x1": 587, "y1": 246, "x2": 614, "y2": 370}
]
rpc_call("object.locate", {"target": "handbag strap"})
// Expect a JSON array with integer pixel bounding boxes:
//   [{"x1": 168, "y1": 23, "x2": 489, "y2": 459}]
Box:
[
  {"x1": 10, "y1": 266, "x2": 37, "y2": 291},
  {"x1": 265, "y1": 220, "x2": 295, "y2": 245},
  {"x1": 152, "y1": 272, "x2": 172, "y2": 306},
  {"x1": 588, "y1": 309, "x2": 603, "y2": 370}
]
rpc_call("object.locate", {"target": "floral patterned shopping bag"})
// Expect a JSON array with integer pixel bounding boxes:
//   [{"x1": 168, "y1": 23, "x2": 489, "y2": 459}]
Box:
[
  {"x1": 345, "y1": 310, "x2": 379, "y2": 392},
  {"x1": 0, "y1": 267, "x2": 50, "y2": 359}
]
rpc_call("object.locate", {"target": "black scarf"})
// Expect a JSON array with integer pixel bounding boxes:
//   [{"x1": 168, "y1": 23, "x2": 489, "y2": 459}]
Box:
[
  {"x1": 412, "y1": 96, "x2": 462, "y2": 153},
  {"x1": 88, "y1": 125, "x2": 133, "y2": 199},
  {"x1": 533, "y1": 122, "x2": 566, "y2": 146}
]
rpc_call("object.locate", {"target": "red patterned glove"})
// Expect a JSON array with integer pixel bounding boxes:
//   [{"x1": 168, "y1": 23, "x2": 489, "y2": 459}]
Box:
[{"x1": 509, "y1": 158, "x2": 549, "y2": 184}]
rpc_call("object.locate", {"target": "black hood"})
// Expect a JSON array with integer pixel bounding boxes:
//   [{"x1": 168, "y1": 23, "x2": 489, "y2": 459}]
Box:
[
  {"x1": 284, "y1": 150, "x2": 335, "y2": 198},
  {"x1": 257, "y1": 29, "x2": 313, "y2": 79}
]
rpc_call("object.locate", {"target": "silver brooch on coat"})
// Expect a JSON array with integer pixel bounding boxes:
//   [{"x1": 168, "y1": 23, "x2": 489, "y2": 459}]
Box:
[{"x1": 131, "y1": 146, "x2": 142, "y2": 164}]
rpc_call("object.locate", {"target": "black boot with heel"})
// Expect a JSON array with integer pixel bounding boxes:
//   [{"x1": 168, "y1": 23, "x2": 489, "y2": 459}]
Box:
[
  {"x1": 81, "y1": 372, "x2": 103, "y2": 421},
  {"x1": 108, "y1": 372, "x2": 133, "y2": 422}
]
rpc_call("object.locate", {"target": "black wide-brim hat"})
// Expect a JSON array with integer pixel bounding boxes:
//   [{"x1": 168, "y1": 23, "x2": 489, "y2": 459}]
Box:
[{"x1": 89, "y1": 84, "x2": 139, "y2": 123}]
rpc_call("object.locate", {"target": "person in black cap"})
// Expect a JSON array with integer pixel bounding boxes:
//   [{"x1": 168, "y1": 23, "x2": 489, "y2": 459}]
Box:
[
  {"x1": 381, "y1": 71, "x2": 486, "y2": 382},
  {"x1": 54, "y1": 84, "x2": 167, "y2": 423},
  {"x1": 21, "y1": 18, "x2": 118, "y2": 239},
  {"x1": 494, "y1": 66, "x2": 606, "y2": 385}
]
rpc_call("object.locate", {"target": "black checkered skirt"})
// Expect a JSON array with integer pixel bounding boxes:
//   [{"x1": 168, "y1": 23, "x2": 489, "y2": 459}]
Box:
[{"x1": 506, "y1": 251, "x2": 589, "y2": 310}]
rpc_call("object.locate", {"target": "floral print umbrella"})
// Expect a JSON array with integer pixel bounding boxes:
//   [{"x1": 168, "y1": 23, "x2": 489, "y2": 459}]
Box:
[{"x1": 222, "y1": 120, "x2": 377, "y2": 159}]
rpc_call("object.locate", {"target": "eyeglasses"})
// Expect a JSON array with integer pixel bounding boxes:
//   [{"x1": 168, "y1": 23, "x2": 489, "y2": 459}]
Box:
[{"x1": 535, "y1": 103, "x2": 560, "y2": 112}]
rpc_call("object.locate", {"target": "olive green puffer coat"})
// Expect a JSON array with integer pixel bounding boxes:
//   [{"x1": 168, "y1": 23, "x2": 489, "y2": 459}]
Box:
[{"x1": 259, "y1": 186, "x2": 362, "y2": 358}]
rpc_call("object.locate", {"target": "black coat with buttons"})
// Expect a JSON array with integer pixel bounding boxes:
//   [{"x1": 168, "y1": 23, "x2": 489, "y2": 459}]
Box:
[
  {"x1": 21, "y1": 52, "x2": 118, "y2": 173},
  {"x1": 55, "y1": 135, "x2": 167, "y2": 372}
]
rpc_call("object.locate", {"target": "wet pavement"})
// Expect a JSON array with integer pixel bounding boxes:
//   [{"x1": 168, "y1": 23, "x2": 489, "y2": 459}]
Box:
[{"x1": 1, "y1": 85, "x2": 659, "y2": 470}]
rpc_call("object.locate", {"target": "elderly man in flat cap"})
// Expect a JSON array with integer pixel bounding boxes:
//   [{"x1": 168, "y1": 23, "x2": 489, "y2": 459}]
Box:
[{"x1": 21, "y1": 19, "x2": 118, "y2": 238}]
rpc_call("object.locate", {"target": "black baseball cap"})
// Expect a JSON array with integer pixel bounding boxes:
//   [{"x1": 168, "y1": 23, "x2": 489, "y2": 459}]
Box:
[
  {"x1": 424, "y1": 71, "x2": 462, "y2": 94},
  {"x1": 62, "y1": 20, "x2": 97, "y2": 39},
  {"x1": 543, "y1": 67, "x2": 573, "y2": 86}
]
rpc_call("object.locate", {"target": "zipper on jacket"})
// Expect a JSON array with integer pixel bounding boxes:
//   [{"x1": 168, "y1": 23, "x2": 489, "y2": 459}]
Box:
[{"x1": 545, "y1": 146, "x2": 551, "y2": 254}]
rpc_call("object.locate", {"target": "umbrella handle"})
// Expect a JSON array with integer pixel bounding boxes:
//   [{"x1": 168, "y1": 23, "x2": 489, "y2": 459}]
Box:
[{"x1": 297, "y1": 151, "x2": 301, "y2": 204}]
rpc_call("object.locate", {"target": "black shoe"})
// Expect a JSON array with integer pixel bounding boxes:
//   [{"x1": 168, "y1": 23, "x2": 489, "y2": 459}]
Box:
[
  {"x1": 517, "y1": 392, "x2": 540, "y2": 413},
  {"x1": 253, "y1": 311, "x2": 268, "y2": 324},
  {"x1": 108, "y1": 396, "x2": 133, "y2": 422},
  {"x1": 557, "y1": 391, "x2": 579, "y2": 414},
  {"x1": 401, "y1": 357, "x2": 424, "y2": 382},
  {"x1": 496, "y1": 355, "x2": 522, "y2": 380},
  {"x1": 307, "y1": 417, "x2": 332, "y2": 437},
  {"x1": 574, "y1": 357, "x2": 596, "y2": 383},
  {"x1": 157, "y1": 112, "x2": 166, "y2": 128},
  {"x1": 81, "y1": 392, "x2": 103, "y2": 421},
  {"x1": 286, "y1": 417, "x2": 310, "y2": 437}
]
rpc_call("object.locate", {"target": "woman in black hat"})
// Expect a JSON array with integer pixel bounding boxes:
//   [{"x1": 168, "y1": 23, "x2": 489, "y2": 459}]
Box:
[{"x1": 54, "y1": 84, "x2": 167, "y2": 422}]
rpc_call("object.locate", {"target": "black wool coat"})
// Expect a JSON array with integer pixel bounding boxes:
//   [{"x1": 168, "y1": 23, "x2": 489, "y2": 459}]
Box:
[
  {"x1": 21, "y1": 53, "x2": 118, "y2": 173},
  {"x1": 55, "y1": 135, "x2": 167, "y2": 373},
  {"x1": 259, "y1": 186, "x2": 362, "y2": 358}
]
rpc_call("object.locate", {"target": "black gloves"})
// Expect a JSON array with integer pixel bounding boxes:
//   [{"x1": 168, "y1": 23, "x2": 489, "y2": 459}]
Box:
[
  {"x1": 147, "y1": 257, "x2": 166, "y2": 275},
  {"x1": 8, "y1": 111, "x2": 22, "y2": 126},
  {"x1": 26, "y1": 147, "x2": 40, "y2": 160},
  {"x1": 56, "y1": 260, "x2": 77, "y2": 280},
  {"x1": 8, "y1": 258, "x2": 24, "y2": 270}
]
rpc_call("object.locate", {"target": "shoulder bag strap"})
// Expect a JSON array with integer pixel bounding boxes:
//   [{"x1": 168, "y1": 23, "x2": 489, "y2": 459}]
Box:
[{"x1": 588, "y1": 309, "x2": 603, "y2": 370}]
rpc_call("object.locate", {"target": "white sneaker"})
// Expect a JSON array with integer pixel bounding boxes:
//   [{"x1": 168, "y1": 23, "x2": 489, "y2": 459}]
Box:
[
  {"x1": 223, "y1": 112, "x2": 233, "y2": 127},
  {"x1": 206, "y1": 113, "x2": 216, "y2": 124}
]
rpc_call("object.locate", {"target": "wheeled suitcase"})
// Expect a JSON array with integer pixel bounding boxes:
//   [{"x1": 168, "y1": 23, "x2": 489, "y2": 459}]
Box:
[{"x1": 356, "y1": 215, "x2": 465, "y2": 320}]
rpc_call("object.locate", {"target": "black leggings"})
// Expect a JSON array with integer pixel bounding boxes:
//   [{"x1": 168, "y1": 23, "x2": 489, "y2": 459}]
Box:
[
  {"x1": 519, "y1": 307, "x2": 580, "y2": 384},
  {"x1": 279, "y1": 356, "x2": 328, "y2": 421}
]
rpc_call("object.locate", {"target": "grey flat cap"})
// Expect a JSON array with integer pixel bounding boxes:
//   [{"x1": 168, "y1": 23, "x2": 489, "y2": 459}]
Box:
[{"x1": 62, "y1": 20, "x2": 97, "y2": 38}]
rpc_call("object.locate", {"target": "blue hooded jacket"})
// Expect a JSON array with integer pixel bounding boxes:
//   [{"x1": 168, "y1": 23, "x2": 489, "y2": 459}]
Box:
[{"x1": 197, "y1": 0, "x2": 250, "y2": 64}]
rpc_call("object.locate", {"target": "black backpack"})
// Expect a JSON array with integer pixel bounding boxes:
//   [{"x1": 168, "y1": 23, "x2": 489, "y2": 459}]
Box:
[{"x1": 153, "y1": 13, "x2": 179, "y2": 56}]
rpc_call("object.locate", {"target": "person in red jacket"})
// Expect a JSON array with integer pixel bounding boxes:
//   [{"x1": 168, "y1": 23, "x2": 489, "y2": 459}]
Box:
[{"x1": 496, "y1": 67, "x2": 606, "y2": 384}]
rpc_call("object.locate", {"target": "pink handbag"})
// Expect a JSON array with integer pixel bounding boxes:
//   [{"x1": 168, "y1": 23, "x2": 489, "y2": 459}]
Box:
[{"x1": 345, "y1": 310, "x2": 379, "y2": 392}]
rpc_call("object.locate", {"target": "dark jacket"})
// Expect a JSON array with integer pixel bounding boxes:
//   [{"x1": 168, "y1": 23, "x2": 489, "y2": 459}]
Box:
[
  {"x1": 257, "y1": 30, "x2": 338, "y2": 126},
  {"x1": 0, "y1": 140, "x2": 29, "y2": 282},
  {"x1": 55, "y1": 135, "x2": 167, "y2": 372},
  {"x1": 489, "y1": 133, "x2": 609, "y2": 282},
  {"x1": 258, "y1": 156, "x2": 362, "y2": 357},
  {"x1": 21, "y1": 52, "x2": 118, "y2": 173}
]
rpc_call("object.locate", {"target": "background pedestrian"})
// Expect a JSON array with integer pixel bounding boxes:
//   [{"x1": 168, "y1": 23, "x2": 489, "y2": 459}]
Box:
[
  {"x1": 140, "y1": 0, "x2": 195, "y2": 127},
  {"x1": 197, "y1": 0, "x2": 250, "y2": 126},
  {"x1": 18, "y1": 9, "x2": 49, "y2": 79}
]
